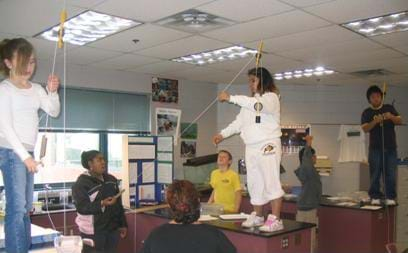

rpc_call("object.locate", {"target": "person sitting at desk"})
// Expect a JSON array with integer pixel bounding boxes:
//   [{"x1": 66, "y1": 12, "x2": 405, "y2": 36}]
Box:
[
  {"x1": 72, "y1": 150, "x2": 128, "y2": 253},
  {"x1": 208, "y1": 150, "x2": 242, "y2": 213},
  {"x1": 140, "y1": 180, "x2": 236, "y2": 253}
]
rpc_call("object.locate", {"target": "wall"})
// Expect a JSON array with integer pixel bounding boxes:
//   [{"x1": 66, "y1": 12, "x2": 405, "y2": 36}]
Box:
[
  {"x1": 32, "y1": 59, "x2": 218, "y2": 180},
  {"x1": 217, "y1": 82, "x2": 408, "y2": 195}
]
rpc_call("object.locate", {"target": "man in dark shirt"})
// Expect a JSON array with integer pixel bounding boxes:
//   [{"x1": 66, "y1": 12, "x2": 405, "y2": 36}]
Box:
[{"x1": 361, "y1": 85, "x2": 402, "y2": 206}]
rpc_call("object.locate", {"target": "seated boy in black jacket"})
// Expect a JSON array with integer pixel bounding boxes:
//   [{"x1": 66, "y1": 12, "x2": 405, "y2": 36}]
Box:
[
  {"x1": 294, "y1": 136, "x2": 321, "y2": 253},
  {"x1": 72, "y1": 150, "x2": 127, "y2": 253}
]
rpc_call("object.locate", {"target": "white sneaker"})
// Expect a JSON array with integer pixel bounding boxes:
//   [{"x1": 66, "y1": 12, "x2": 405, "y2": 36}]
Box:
[
  {"x1": 371, "y1": 199, "x2": 381, "y2": 205},
  {"x1": 385, "y1": 199, "x2": 396, "y2": 206},
  {"x1": 241, "y1": 212, "x2": 264, "y2": 228},
  {"x1": 259, "y1": 214, "x2": 284, "y2": 232}
]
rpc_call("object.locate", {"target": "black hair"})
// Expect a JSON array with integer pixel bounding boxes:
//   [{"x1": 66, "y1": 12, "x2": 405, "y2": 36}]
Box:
[
  {"x1": 81, "y1": 150, "x2": 102, "y2": 170},
  {"x1": 247, "y1": 67, "x2": 278, "y2": 95},
  {"x1": 299, "y1": 147, "x2": 316, "y2": 164},
  {"x1": 366, "y1": 85, "x2": 383, "y2": 102}
]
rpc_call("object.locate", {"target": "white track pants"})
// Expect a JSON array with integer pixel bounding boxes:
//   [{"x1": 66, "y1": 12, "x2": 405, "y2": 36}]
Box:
[{"x1": 245, "y1": 138, "x2": 284, "y2": 205}]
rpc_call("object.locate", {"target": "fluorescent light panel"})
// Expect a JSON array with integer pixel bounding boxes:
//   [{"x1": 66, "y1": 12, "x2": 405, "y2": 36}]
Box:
[
  {"x1": 274, "y1": 66, "x2": 335, "y2": 80},
  {"x1": 171, "y1": 46, "x2": 257, "y2": 65},
  {"x1": 342, "y1": 11, "x2": 408, "y2": 36},
  {"x1": 37, "y1": 11, "x2": 142, "y2": 46}
]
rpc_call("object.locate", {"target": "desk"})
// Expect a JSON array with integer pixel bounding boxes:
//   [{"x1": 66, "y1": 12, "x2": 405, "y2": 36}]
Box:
[
  {"x1": 132, "y1": 208, "x2": 314, "y2": 253},
  {"x1": 0, "y1": 223, "x2": 59, "y2": 251},
  {"x1": 239, "y1": 195, "x2": 395, "y2": 253}
]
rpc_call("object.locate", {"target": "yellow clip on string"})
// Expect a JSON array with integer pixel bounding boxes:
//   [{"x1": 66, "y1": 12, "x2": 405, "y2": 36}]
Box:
[
  {"x1": 58, "y1": 9, "x2": 67, "y2": 49},
  {"x1": 255, "y1": 40, "x2": 264, "y2": 68},
  {"x1": 382, "y1": 81, "x2": 387, "y2": 96}
]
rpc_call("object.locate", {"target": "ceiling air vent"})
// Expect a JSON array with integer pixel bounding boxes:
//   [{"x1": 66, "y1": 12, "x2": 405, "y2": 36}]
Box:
[
  {"x1": 349, "y1": 68, "x2": 394, "y2": 78},
  {"x1": 155, "y1": 9, "x2": 235, "y2": 33}
]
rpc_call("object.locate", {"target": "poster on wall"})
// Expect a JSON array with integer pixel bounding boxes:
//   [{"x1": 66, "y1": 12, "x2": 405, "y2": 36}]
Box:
[
  {"x1": 181, "y1": 140, "x2": 196, "y2": 158},
  {"x1": 156, "y1": 108, "x2": 182, "y2": 145},
  {"x1": 180, "y1": 123, "x2": 198, "y2": 139},
  {"x1": 152, "y1": 77, "x2": 179, "y2": 103},
  {"x1": 281, "y1": 124, "x2": 311, "y2": 154}
]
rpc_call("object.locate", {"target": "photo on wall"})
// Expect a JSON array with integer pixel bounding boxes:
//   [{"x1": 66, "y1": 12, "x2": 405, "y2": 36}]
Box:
[
  {"x1": 281, "y1": 124, "x2": 311, "y2": 154},
  {"x1": 155, "y1": 108, "x2": 182, "y2": 145},
  {"x1": 152, "y1": 77, "x2": 179, "y2": 103},
  {"x1": 181, "y1": 140, "x2": 196, "y2": 158},
  {"x1": 180, "y1": 122, "x2": 198, "y2": 139}
]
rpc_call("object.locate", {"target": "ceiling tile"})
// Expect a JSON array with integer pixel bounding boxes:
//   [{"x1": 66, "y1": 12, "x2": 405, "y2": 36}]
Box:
[
  {"x1": 90, "y1": 53, "x2": 160, "y2": 70},
  {"x1": 135, "y1": 36, "x2": 229, "y2": 59},
  {"x1": 305, "y1": 0, "x2": 408, "y2": 23},
  {"x1": 65, "y1": 47, "x2": 122, "y2": 65},
  {"x1": 324, "y1": 49, "x2": 405, "y2": 69},
  {"x1": 64, "y1": 0, "x2": 106, "y2": 8},
  {"x1": 334, "y1": 56, "x2": 408, "y2": 74},
  {"x1": 370, "y1": 32, "x2": 408, "y2": 48},
  {"x1": 197, "y1": 0, "x2": 293, "y2": 22},
  {"x1": 27, "y1": 37, "x2": 78, "y2": 60},
  {"x1": 88, "y1": 24, "x2": 191, "y2": 53},
  {"x1": 0, "y1": 0, "x2": 84, "y2": 36},
  {"x1": 279, "y1": 0, "x2": 335, "y2": 8},
  {"x1": 128, "y1": 60, "x2": 196, "y2": 75},
  {"x1": 169, "y1": 66, "x2": 247, "y2": 84},
  {"x1": 245, "y1": 25, "x2": 363, "y2": 53},
  {"x1": 206, "y1": 53, "x2": 306, "y2": 74},
  {"x1": 94, "y1": 0, "x2": 214, "y2": 22},
  {"x1": 203, "y1": 10, "x2": 331, "y2": 43},
  {"x1": 278, "y1": 38, "x2": 385, "y2": 62}
]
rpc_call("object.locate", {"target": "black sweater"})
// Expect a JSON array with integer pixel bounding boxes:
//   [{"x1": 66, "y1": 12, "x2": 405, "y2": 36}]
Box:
[
  {"x1": 72, "y1": 171, "x2": 127, "y2": 234},
  {"x1": 139, "y1": 223, "x2": 236, "y2": 253},
  {"x1": 294, "y1": 146, "x2": 322, "y2": 211}
]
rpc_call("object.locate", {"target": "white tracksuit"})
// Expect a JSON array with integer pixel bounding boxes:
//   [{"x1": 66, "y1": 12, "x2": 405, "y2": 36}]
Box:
[{"x1": 221, "y1": 92, "x2": 284, "y2": 205}]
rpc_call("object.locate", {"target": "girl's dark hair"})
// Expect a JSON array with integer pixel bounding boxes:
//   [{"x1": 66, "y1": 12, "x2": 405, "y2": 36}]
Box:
[
  {"x1": 247, "y1": 67, "x2": 278, "y2": 95},
  {"x1": 81, "y1": 150, "x2": 102, "y2": 170},
  {"x1": 366, "y1": 85, "x2": 383, "y2": 102},
  {"x1": 0, "y1": 38, "x2": 34, "y2": 77},
  {"x1": 166, "y1": 180, "x2": 200, "y2": 224}
]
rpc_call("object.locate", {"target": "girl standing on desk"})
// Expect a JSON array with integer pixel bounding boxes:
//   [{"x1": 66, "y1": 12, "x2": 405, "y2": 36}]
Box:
[
  {"x1": 213, "y1": 67, "x2": 284, "y2": 232},
  {"x1": 0, "y1": 38, "x2": 60, "y2": 253}
]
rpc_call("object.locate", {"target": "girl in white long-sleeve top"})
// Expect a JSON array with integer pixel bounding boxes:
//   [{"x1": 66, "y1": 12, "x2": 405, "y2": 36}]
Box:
[
  {"x1": 213, "y1": 67, "x2": 284, "y2": 232},
  {"x1": 0, "y1": 38, "x2": 60, "y2": 253}
]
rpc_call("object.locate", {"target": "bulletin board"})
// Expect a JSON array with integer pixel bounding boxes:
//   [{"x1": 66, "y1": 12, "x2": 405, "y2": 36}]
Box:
[{"x1": 122, "y1": 135, "x2": 174, "y2": 208}]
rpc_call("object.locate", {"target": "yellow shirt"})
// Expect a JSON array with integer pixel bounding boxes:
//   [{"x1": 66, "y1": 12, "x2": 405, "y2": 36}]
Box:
[{"x1": 210, "y1": 168, "x2": 241, "y2": 212}]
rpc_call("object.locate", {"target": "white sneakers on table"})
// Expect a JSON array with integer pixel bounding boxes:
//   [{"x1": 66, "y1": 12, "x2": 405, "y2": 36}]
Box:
[
  {"x1": 241, "y1": 212, "x2": 284, "y2": 232},
  {"x1": 371, "y1": 198, "x2": 397, "y2": 206},
  {"x1": 259, "y1": 214, "x2": 284, "y2": 232},
  {"x1": 385, "y1": 199, "x2": 397, "y2": 206},
  {"x1": 242, "y1": 211, "x2": 264, "y2": 228}
]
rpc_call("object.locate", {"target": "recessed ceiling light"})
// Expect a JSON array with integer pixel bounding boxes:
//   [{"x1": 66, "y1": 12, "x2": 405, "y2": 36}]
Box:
[
  {"x1": 36, "y1": 10, "x2": 142, "y2": 46},
  {"x1": 171, "y1": 46, "x2": 257, "y2": 65},
  {"x1": 342, "y1": 11, "x2": 408, "y2": 36},
  {"x1": 274, "y1": 66, "x2": 336, "y2": 80}
]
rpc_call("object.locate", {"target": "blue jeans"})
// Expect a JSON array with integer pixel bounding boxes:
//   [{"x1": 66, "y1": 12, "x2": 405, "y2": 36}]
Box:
[
  {"x1": 368, "y1": 148, "x2": 397, "y2": 200},
  {"x1": 0, "y1": 148, "x2": 34, "y2": 253}
]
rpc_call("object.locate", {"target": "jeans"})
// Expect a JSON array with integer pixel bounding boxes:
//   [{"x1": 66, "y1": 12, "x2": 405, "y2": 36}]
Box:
[
  {"x1": 368, "y1": 148, "x2": 397, "y2": 200},
  {"x1": 0, "y1": 148, "x2": 34, "y2": 253}
]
